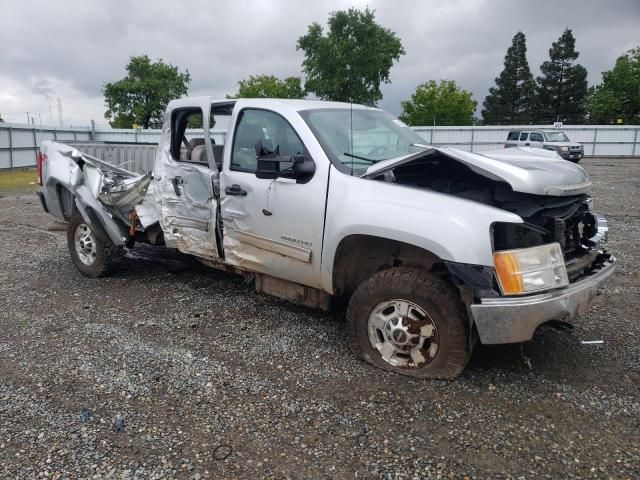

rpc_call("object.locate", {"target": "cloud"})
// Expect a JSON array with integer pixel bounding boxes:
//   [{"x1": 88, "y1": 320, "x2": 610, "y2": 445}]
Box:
[{"x1": 1, "y1": 0, "x2": 638, "y2": 124}]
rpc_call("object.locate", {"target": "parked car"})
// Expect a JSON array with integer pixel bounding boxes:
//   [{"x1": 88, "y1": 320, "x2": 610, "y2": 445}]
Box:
[
  {"x1": 37, "y1": 98, "x2": 615, "y2": 379},
  {"x1": 505, "y1": 129, "x2": 584, "y2": 162}
]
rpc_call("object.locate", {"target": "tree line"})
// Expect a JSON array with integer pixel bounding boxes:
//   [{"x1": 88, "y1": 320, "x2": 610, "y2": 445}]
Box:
[
  {"x1": 481, "y1": 29, "x2": 639, "y2": 126},
  {"x1": 102, "y1": 8, "x2": 640, "y2": 129}
]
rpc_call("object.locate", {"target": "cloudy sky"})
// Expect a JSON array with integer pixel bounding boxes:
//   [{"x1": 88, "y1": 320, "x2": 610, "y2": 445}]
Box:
[{"x1": 1, "y1": 0, "x2": 638, "y2": 127}]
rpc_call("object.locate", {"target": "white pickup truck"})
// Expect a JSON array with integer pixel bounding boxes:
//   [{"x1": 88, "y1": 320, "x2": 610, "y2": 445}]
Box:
[{"x1": 37, "y1": 97, "x2": 616, "y2": 379}]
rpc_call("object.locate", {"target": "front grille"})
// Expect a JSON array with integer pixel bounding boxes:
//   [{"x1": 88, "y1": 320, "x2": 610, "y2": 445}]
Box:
[
  {"x1": 537, "y1": 201, "x2": 608, "y2": 282},
  {"x1": 542, "y1": 201, "x2": 596, "y2": 259},
  {"x1": 493, "y1": 197, "x2": 606, "y2": 284}
]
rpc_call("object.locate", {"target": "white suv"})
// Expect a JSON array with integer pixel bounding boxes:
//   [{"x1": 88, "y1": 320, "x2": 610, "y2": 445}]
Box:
[{"x1": 505, "y1": 129, "x2": 584, "y2": 162}]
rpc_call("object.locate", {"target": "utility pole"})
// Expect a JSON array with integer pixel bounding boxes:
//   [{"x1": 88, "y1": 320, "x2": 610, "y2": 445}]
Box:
[
  {"x1": 57, "y1": 97, "x2": 63, "y2": 127},
  {"x1": 26, "y1": 112, "x2": 30, "y2": 124},
  {"x1": 47, "y1": 97, "x2": 53, "y2": 124}
]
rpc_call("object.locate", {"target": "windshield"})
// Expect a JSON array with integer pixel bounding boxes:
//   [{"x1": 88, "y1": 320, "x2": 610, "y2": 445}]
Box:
[
  {"x1": 300, "y1": 108, "x2": 427, "y2": 174},
  {"x1": 543, "y1": 131, "x2": 570, "y2": 142}
]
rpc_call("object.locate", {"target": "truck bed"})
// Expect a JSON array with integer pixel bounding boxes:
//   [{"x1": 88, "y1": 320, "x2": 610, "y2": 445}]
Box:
[
  {"x1": 64, "y1": 142, "x2": 157, "y2": 174},
  {"x1": 39, "y1": 141, "x2": 156, "y2": 248}
]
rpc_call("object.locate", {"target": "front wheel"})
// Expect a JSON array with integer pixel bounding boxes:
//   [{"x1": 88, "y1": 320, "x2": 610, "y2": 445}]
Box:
[
  {"x1": 347, "y1": 268, "x2": 470, "y2": 379},
  {"x1": 67, "y1": 211, "x2": 120, "y2": 277}
]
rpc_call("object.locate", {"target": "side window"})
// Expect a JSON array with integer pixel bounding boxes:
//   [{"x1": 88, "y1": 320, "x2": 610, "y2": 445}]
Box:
[
  {"x1": 530, "y1": 132, "x2": 543, "y2": 142},
  {"x1": 231, "y1": 109, "x2": 305, "y2": 173},
  {"x1": 507, "y1": 131, "x2": 519, "y2": 141},
  {"x1": 170, "y1": 108, "x2": 215, "y2": 165},
  {"x1": 519, "y1": 132, "x2": 529, "y2": 141}
]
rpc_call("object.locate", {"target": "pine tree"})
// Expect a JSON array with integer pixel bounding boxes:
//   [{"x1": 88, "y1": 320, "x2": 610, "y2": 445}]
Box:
[
  {"x1": 481, "y1": 32, "x2": 536, "y2": 125},
  {"x1": 535, "y1": 28, "x2": 588, "y2": 124}
]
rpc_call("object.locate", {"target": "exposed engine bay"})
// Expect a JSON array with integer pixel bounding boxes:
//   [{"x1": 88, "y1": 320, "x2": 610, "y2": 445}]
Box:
[{"x1": 368, "y1": 150, "x2": 609, "y2": 282}]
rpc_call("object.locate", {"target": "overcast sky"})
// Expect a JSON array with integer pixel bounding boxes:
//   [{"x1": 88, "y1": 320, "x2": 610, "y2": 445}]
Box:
[{"x1": 1, "y1": 0, "x2": 638, "y2": 127}]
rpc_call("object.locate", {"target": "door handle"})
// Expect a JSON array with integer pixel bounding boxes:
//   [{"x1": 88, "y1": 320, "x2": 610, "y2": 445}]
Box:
[
  {"x1": 172, "y1": 176, "x2": 184, "y2": 196},
  {"x1": 225, "y1": 184, "x2": 247, "y2": 196}
]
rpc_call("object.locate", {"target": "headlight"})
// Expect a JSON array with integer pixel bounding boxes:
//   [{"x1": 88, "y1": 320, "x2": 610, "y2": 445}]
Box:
[
  {"x1": 560, "y1": 146, "x2": 569, "y2": 152},
  {"x1": 493, "y1": 243, "x2": 568, "y2": 295}
]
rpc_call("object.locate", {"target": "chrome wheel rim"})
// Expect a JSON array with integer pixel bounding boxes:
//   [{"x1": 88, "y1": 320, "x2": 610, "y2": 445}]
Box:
[
  {"x1": 367, "y1": 299, "x2": 439, "y2": 368},
  {"x1": 74, "y1": 223, "x2": 97, "y2": 266}
]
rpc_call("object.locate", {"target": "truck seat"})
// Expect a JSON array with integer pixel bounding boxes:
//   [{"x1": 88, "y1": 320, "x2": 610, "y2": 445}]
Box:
[
  {"x1": 179, "y1": 138, "x2": 206, "y2": 162},
  {"x1": 190, "y1": 143, "x2": 224, "y2": 168}
]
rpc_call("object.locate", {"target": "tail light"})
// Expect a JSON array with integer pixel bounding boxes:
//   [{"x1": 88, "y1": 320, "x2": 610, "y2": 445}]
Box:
[{"x1": 37, "y1": 152, "x2": 47, "y2": 185}]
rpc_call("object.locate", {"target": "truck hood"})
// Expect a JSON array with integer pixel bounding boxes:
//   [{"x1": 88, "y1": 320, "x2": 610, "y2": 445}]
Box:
[{"x1": 362, "y1": 146, "x2": 591, "y2": 196}]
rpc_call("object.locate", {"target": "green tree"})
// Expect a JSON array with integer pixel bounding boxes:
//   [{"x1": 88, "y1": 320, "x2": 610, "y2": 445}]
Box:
[
  {"x1": 103, "y1": 55, "x2": 191, "y2": 129},
  {"x1": 400, "y1": 80, "x2": 477, "y2": 126},
  {"x1": 482, "y1": 32, "x2": 536, "y2": 124},
  {"x1": 297, "y1": 7, "x2": 405, "y2": 104},
  {"x1": 535, "y1": 28, "x2": 588, "y2": 124},
  {"x1": 584, "y1": 47, "x2": 640, "y2": 124},
  {"x1": 226, "y1": 75, "x2": 305, "y2": 99}
]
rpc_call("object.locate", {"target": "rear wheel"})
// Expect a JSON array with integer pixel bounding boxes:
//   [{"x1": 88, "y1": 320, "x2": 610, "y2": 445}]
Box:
[
  {"x1": 347, "y1": 268, "x2": 470, "y2": 379},
  {"x1": 67, "y1": 211, "x2": 119, "y2": 277}
]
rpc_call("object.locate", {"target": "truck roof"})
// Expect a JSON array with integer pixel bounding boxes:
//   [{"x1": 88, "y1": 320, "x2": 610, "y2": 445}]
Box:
[
  {"x1": 508, "y1": 128, "x2": 566, "y2": 133},
  {"x1": 167, "y1": 96, "x2": 379, "y2": 113}
]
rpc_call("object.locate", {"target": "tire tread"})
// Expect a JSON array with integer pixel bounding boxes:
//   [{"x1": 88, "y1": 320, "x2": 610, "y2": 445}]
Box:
[
  {"x1": 67, "y1": 211, "x2": 119, "y2": 278},
  {"x1": 346, "y1": 267, "x2": 470, "y2": 379}
]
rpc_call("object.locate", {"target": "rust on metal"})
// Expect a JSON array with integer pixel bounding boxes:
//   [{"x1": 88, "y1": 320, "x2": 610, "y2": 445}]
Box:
[{"x1": 129, "y1": 210, "x2": 138, "y2": 238}]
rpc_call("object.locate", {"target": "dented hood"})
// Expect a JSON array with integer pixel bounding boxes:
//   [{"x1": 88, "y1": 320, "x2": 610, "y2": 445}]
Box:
[{"x1": 362, "y1": 146, "x2": 591, "y2": 196}]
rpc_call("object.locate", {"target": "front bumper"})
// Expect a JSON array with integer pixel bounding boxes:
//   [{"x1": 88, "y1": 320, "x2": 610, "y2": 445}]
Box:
[
  {"x1": 561, "y1": 151, "x2": 583, "y2": 160},
  {"x1": 471, "y1": 254, "x2": 616, "y2": 344}
]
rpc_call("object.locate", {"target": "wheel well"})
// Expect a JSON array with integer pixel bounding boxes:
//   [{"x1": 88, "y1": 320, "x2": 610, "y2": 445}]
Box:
[
  {"x1": 332, "y1": 235, "x2": 443, "y2": 296},
  {"x1": 56, "y1": 184, "x2": 76, "y2": 220}
]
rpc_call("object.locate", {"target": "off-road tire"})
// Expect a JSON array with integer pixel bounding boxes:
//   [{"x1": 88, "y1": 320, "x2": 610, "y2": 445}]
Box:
[
  {"x1": 347, "y1": 268, "x2": 470, "y2": 379},
  {"x1": 67, "y1": 211, "x2": 120, "y2": 278}
]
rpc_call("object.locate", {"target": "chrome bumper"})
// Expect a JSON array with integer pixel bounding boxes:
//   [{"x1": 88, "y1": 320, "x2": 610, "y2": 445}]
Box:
[{"x1": 471, "y1": 255, "x2": 617, "y2": 344}]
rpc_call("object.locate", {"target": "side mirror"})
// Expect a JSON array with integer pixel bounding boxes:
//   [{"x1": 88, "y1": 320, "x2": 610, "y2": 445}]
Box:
[{"x1": 255, "y1": 146, "x2": 315, "y2": 184}]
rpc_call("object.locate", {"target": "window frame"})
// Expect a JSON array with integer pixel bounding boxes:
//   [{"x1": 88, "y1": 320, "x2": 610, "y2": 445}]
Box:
[
  {"x1": 519, "y1": 132, "x2": 529, "y2": 141},
  {"x1": 169, "y1": 107, "x2": 215, "y2": 165},
  {"x1": 229, "y1": 107, "x2": 308, "y2": 174}
]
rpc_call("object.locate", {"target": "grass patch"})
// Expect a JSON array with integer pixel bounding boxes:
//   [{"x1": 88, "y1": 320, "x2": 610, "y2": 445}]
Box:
[{"x1": 0, "y1": 169, "x2": 39, "y2": 191}]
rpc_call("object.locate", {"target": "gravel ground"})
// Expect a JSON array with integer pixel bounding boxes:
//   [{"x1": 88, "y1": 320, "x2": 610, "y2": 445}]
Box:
[{"x1": 0, "y1": 157, "x2": 638, "y2": 479}]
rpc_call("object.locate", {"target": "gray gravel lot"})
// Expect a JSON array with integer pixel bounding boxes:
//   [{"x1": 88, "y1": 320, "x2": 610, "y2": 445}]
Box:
[{"x1": 0, "y1": 157, "x2": 638, "y2": 479}]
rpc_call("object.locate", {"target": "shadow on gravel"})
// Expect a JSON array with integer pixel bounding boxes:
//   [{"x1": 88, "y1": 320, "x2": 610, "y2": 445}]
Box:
[{"x1": 118, "y1": 244, "x2": 206, "y2": 274}]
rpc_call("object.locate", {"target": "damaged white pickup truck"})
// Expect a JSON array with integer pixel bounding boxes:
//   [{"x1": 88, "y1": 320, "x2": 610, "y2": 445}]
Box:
[{"x1": 37, "y1": 97, "x2": 616, "y2": 378}]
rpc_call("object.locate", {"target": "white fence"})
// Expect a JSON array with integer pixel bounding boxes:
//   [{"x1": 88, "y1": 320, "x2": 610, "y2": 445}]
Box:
[
  {"x1": 1, "y1": 122, "x2": 638, "y2": 170},
  {"x1": 413, "y1": 125, "x2": 640, "y2": 156}
]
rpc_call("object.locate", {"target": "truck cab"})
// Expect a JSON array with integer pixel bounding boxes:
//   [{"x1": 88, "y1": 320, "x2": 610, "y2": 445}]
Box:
[{"x1": 38, "y1": 97, "x2": 616, "y2": 379}]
